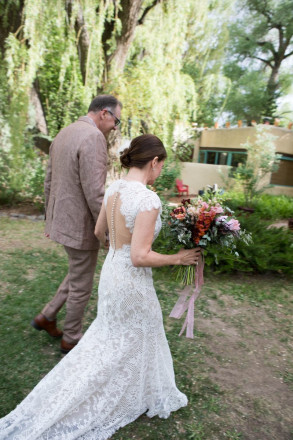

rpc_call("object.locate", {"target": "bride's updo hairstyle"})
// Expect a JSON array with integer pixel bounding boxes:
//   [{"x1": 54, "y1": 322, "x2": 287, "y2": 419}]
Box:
[{"x1": 120, "y1": 134, "x2": 167, "y2": 169}]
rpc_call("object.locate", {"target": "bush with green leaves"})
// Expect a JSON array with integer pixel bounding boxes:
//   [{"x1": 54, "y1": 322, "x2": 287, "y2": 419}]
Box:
[
  {"x1": 153, "y1": 156, "x2": 181, "y2": 196},
  {"x1": 223, "y1": 191, "x2": 293, "y2": 220},
  {"x1": 0, "y1": 143, "x2": 46, "y2": 210},
  {"x1": 204, "y1": 214, "x2": 293, "y2": 275},
  {"x1": 0, "y1": 150, "x2": 14, "y2": 204}
]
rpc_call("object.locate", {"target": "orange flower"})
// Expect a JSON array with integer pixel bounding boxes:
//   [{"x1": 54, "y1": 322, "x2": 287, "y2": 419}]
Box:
[{"x1": 192, "y1": 211, "x2": 217, "y2": 244}]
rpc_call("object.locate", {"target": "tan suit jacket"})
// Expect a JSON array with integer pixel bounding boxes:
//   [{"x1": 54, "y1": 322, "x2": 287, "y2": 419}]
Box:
[{"x1": 44, "y1": 116, "x2": 107, "y2": 250}]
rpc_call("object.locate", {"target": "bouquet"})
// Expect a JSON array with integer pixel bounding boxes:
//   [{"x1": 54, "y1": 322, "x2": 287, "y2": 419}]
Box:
[{"x1": 162, "y1": 194, "x2": 252, "y2": 338}]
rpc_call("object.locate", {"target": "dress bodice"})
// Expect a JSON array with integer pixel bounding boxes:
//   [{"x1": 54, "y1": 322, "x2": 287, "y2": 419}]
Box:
[{"x1": 104, "y1": 180, "x2": 162, "y2": 251}]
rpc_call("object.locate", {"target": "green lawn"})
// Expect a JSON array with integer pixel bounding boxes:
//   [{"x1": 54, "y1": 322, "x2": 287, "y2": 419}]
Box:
[{"x1": 0, "y1": 217, "x2": 292, "y2": 440}]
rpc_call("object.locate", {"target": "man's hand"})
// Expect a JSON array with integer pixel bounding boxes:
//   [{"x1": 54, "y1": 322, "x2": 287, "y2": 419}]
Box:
[{"x1": 103, "y1": 233, "x2": 109, "y2": 250}]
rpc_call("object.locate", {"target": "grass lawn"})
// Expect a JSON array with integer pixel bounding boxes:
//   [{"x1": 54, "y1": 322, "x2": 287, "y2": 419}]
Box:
[{"x1": 0, "y1": 216, "x2": 293, "y2": 440}]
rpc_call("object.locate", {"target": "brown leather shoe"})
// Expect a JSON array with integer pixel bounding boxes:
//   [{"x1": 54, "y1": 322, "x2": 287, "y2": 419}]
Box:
[
  {"x1": 31, "y1": 313, "x2": 63, "y2": 338},
  {"x1": 60, "y1": 339, "x2": 77, "y2": 354}
]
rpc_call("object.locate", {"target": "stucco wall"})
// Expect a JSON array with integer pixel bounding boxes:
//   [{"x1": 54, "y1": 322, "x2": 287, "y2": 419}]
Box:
[
  {"x1": 193, "y1": 126, "x2": 293, "y2": 160},
  {"x1": 180, "y1": 162, "x2": 293, "y2": 197},
  {"x1": 180, "y1": 162, "x2": 230, "y2": 194}
]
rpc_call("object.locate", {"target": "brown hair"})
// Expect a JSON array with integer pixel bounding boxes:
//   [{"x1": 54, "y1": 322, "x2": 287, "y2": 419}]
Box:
[{"x1": 120, "y1": 134, "x2": 167, "y2": 169}]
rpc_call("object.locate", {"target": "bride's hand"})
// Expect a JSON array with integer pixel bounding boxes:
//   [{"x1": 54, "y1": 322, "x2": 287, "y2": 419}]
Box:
[{"x1": 177, "y1": 247, "x2": 201, "y2": 266}]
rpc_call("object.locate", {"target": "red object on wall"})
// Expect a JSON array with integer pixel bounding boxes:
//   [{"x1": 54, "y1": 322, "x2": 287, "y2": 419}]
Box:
[{"x1": 175, "y1": 179, "x2": 189, "y2": 196}]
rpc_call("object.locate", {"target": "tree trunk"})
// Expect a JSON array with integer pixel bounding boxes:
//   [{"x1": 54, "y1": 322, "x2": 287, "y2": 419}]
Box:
[
  {"x1": 0, "y1": 1, "x2": 50, "y2": 152},
  {"x1": 29, "y1": 84, "x2": 51, "y2": 154},
  {"x1": 65, "y1": 1, "x2": 90, "y2": 85},
  {"x1": 265, "y1": 64, "x2": 280, "y2": 118},
  {"x1": 106, "y1": 0, "x2": 144, "y2": 73},
  {"x1": 29, "y1": 85, "x2": 48, "y2": 135}
]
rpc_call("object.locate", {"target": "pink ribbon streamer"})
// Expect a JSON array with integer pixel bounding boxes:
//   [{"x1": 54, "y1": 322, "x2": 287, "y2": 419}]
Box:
[{"x1": 169, "y1": 252, "x2": 204, "y2": 339}]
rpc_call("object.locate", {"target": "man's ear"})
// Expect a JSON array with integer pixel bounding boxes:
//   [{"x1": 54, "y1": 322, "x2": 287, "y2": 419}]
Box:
[{"x1": 100, "y1": 109, "x2": 106, "y2": 120}]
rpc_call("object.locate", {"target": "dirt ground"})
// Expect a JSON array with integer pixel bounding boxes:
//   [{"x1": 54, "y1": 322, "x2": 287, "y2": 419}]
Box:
[{"x1": 196, "y1": 293, "x2": 293, "y2": 440}]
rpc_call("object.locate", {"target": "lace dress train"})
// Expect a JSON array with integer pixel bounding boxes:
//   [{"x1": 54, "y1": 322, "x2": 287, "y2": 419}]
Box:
[{"x1": 0, "y1": 180, "x2": 187, "y2": 440}]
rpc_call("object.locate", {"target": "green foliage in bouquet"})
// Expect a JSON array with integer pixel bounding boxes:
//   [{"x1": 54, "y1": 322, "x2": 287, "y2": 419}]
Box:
[{"x1": 158, "y1": 193, "x2": 252, "y2": 285}]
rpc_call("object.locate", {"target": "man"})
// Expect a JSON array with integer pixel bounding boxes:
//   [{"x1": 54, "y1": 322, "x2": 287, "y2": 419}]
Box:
[{"x1": 31, "y1": 95, "x2": 122, "y2": 353}]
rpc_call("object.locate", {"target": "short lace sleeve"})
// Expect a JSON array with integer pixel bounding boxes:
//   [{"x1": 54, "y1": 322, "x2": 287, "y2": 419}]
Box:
[{"x1": 138, "y1": 190, "x2": 162, "y2": 214}]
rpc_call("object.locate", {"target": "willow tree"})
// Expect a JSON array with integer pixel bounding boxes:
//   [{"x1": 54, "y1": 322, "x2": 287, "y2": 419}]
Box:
[
  {"x1": 1, "y1": 1, "x2": 199, "y2": 141},
  {"x1": 1, "y1": 0, "x2": 229, "y2": 202}
]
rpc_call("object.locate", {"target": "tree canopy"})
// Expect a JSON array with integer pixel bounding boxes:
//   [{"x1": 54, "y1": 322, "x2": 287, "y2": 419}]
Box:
[
  {"x1": 224, "y1": 0, "x2": 293, "y2": 122},
  {"x1": 0, "y1": 0, "x2": 292, "y2": 204}
]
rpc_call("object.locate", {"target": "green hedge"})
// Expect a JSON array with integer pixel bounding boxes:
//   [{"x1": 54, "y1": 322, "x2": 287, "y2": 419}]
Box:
[
  {"x1": 223, "y1": 192, "x2": 293, "y2": 220},
  {"x1": 203, "y1": 215, "x2": 293, "y2": 275}
]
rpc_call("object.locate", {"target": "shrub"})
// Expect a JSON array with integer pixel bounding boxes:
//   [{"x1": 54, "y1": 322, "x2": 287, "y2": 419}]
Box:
[
  {"x1": 203, "y1": 214, "x2": 293, "y2": 275},
  {"x1": 224, "y1": 191, "x2": 293, "y2": 220},
  {"x1": 21, "y1": 155, "x2": 47, "y2": 211},
  {"x1": 251, "y1": 194, "x2": 293, "y2": 220},
  {"x1": 0, "y1": 145, "x2": 46, "y2": 210},
  {"x1": 153, "y1": 156, "x2": 180, "y2": 196}
]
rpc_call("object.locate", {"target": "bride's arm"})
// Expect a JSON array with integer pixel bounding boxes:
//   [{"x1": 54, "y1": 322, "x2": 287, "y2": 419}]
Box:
[
  {"x1": 94, "y1": 202, "x2": 109, "y2": 246},
  {"x1": 131, "y1": 209, "x2": 200, "y2": 268}
]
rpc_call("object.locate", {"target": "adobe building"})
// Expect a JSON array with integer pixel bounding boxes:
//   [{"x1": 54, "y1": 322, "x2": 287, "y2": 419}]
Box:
[{"x1": 181, "y1": 125, "x2": 293, "y2": 196}]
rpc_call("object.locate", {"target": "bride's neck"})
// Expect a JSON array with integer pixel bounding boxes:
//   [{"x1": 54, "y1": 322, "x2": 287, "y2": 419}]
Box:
[{"x1": 123, "y1": 167, "x2": 149, "y2": 185}]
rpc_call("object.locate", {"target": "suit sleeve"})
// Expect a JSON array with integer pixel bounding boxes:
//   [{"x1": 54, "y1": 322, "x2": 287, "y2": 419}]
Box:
[
  {"x1": 44, "y1": 142, "x2": 53, "y2": 213},
  {"x1": 79, "y1": 132, "x2": 107, "y2": 222}
]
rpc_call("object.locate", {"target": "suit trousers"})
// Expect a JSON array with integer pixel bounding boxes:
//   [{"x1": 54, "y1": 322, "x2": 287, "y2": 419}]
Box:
[{"x1": 42, "y1": 245, "x2": 98, "y2": 344}]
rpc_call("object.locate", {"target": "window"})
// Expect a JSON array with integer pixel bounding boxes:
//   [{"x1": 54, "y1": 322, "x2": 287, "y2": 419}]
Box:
[
  {"x1": 218, "y1": 152, "x2": 228, "y2": 165},
  {"x1": 198, "y1": 149, "x2": 247, "y2": 167},
  {"x1": 270, "y1": 156, "x2": 293, "y2": 186},
  {"x1": 230, "y1": 153, "x2": 247, "y2": 168},
  {"x1": 206, "y1": 152, "x2": 216, "y2": 164}
]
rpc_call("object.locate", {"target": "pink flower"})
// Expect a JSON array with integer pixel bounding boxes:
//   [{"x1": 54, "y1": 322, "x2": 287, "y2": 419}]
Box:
[
  {"x1": 194, "y1": 201, "x2": 209, "y2": 215},
  {"x1": 216, "y1": 215, "x2": 228, "y2": 222},
  {"x1": 187, "y1": 206, "x2": 197, "y2": 217},
  {"x1": 200, "y1": 202, "x2": 210, "y2": 211},
  {"x1": 210, "y1": 204, "x2": 224, "y2": 215},
  {"x1": 226, "y1": 219, "x2": 240, "y2": 231}
]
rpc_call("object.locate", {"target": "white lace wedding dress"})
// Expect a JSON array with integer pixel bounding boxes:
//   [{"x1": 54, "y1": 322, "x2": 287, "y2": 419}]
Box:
[{"x1": 0, "y1": 180, "x2": 187, "y2": 440}]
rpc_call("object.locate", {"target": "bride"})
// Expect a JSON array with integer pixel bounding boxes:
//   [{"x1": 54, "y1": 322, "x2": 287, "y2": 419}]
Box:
[{"x1": 0, "y1": 134, "x2": 200, "y2": 440}]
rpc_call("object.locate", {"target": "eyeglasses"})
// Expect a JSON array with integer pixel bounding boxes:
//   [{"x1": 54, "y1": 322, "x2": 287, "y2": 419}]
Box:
[{"x1": 105, "y1": 109, "x2": 121, "y2": 127}]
